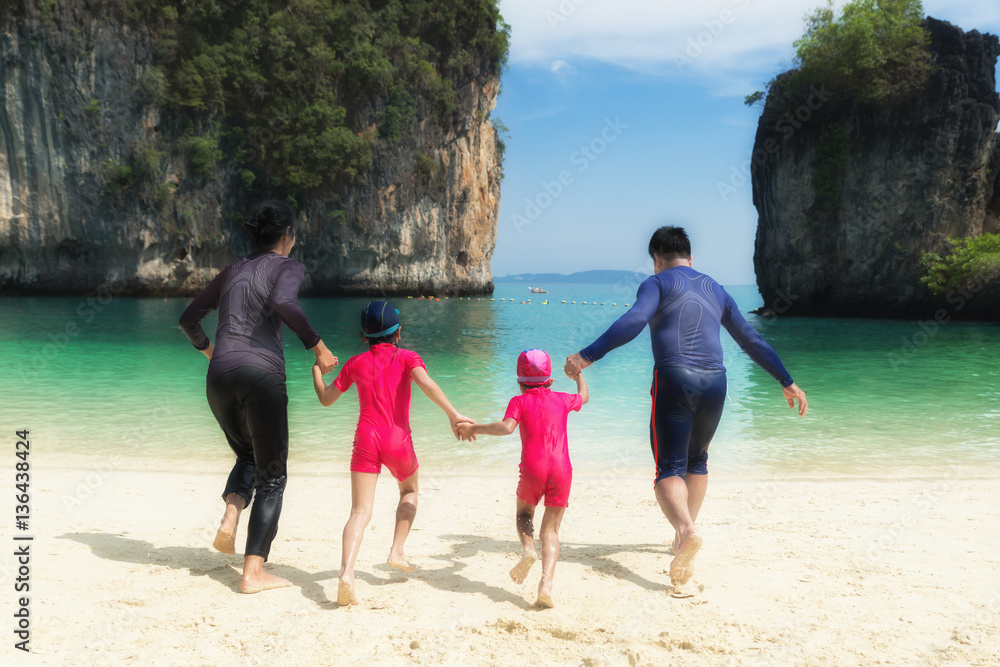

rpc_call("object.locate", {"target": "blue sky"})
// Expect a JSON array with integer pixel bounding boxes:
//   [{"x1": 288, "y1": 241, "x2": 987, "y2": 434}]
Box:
[{"x1": 491, "y1": 0, "x2": 1000, "y2": 285}]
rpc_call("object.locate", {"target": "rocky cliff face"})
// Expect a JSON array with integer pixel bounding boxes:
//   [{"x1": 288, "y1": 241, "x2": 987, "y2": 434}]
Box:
[
  {"x1": 752, "y1": 18, "x2": 1000, "y2": 319},
  {"x1": 0, "y1": 3, "x2": 502, "y2": 296}
]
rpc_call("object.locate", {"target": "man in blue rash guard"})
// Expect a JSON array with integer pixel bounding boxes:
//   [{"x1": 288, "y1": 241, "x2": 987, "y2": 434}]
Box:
[{"x1": 564, "y1": 226, "x2": 807, "y2": 589}]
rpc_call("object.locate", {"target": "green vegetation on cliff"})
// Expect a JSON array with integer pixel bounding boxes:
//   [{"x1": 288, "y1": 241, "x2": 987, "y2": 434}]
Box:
[
  {"x1": 5, "y1": 0, "x2": 509, "y2": 201},
  {"x1": 747, "y1": 0, "x2": 932, "y2": 106},
  {"x1": 920, "y1": 233, "x2": 1000, "y2": 294}
]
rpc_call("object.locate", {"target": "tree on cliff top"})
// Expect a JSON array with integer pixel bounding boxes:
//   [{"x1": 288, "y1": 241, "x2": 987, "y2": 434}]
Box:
[
  {"x1": 746, "y1": 0, "x2": 932, "y2": 107},
  {"x1": 794, "y1": 0, "x2": 932, "y2": 104}
]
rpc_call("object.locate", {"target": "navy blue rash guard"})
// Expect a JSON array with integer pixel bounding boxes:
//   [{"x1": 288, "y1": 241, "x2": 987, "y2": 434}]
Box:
[
  {"x1": 180, "y1": 251, "x2": 321, "y2": 382},
  {"x1": 580, "y1": 266, "x2": 793, "y2": 387}
]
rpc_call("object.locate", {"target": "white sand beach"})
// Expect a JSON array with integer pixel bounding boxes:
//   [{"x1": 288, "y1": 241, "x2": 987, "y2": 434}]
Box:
[{"x1": 6, "y1": 467, "x2": 1000, "y2": 666}]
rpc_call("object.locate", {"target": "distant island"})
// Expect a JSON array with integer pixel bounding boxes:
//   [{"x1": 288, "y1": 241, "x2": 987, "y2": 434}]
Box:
[{"x1": 495, "y1": 270, "x2": 650, "y2": 284}]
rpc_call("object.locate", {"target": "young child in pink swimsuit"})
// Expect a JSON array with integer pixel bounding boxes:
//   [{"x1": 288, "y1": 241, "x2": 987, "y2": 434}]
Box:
[
  {"x1": 313, "y1": 301, "x2": 472, "y2": 606},
  {"x1": 458, "y1": 349, "x2": 588, "y2": 607}
]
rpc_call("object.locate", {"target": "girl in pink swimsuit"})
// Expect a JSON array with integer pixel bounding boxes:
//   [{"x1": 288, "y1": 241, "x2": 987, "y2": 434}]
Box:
[
  {"x1": 313, "y1": 301, "x2": 472, "y2": 606},
  {"x1": 457, "y1": 349, "x2": 589, "y2": 608}
]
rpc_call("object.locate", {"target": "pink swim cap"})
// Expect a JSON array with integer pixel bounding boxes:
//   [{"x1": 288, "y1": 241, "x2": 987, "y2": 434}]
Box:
[{"x1": 517, "y1": 349, "x2": 551, "y2": 385}]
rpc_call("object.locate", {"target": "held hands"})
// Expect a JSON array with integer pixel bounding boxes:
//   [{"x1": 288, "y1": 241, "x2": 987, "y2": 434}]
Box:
[
  {"x1": 450, "y1": 414, "x2": 477, "y2": 441},
  {"x1": 312, "y1": 341, "x2": 339, "y2": 374},
  {"x1": 782, "y1": 382, "x2": 808, "y2": 417},
  {"x1": 456, "y1": 422, "x2": 477, "y2": 441},
  {"x1": 564, "y1": 352, "x2": 591, "y2": 378}
]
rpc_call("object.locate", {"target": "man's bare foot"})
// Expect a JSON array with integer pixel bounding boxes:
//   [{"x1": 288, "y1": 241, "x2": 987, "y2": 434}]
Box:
[
  {"x1": 241, "y1": 570, "x2": 292, "y2": 594},
  {"x1": 535, "y1": 593, "x2": 554, "y2": 608},
  {"x1": 337, "y1": 580, "x2": 360, "y2": 606},
  {"x1": 670, "y1": 580, "x2": 697, "y2": 598},
  {"x1": 509, "y1": 554, "x2": 537, "y2": 584},
  {"x1": 213, "y1": 527, "x2": 236, "y2": 554},
  {"x1": 669, "y1": 533, "x2": 702, "y2": 586}
]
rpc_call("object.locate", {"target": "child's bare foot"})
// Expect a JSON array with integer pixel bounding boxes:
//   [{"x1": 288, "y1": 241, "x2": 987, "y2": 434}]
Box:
[
  {"x1": 669, "y1": 532, "x2": 702, "y2": 586},
  {"x1": 534, "y1": 593, "x2": 554, "y2": 608},
  {"x1": 240, "y1": 570, "x2": 292, "y2": 594},
  {"x1": 509, "y1": 554, "x2": 537, "y2": 584},
  {"x1": 213, "y1": 527, "x2": 236, "y2": 554},
  {"x1": 536, "y1": 578, "x2": 555, "y2": 608},
  {"x1": 387, "y1": 554, "x2": 416, "y2": 572},
  {"x1": 337, "y1": 578, "x2": 360, "y2": 606}
]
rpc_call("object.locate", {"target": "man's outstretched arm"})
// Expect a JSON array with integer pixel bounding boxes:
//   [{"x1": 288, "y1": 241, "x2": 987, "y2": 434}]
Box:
[
  {"x1": 721, "y1": 293, "x2": 807, "y2": 417},
  {"x1": 565, "y1": 278, "x2": 659, "y2": 377}
]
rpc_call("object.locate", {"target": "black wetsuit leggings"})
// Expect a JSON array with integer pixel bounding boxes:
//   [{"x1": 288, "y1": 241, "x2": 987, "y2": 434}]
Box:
[{"x1": 206, "y1": 366, "x2": 288, "y2": 561}]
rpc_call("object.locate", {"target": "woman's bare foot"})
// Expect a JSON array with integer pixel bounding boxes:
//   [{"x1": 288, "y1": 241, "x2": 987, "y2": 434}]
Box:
[
  {"x1": 509, "y1": 553, "x2": 537, "y2": 584},
  {"x1": 214, "y1": 495, "x2": 244, "y2": 554},
  {"x1": 337, "y1": 578, "x2": 360, "y2": 606},
  {"x1": 241, "y1": 570, "x2": 292, "y2": 594},
  {"x1": 213, "y1": 527, "x2": 236, "y2": 554}
]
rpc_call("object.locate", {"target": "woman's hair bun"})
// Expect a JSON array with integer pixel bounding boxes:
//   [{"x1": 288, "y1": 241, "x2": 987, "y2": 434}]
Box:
[{"x1": 244, "y1": 200, "x2": 294, "y2": 249}]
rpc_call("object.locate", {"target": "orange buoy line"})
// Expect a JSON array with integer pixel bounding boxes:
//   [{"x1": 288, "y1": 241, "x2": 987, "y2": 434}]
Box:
[{"x1": 398, "y1": 295, "x2": 629, "y2": 306}]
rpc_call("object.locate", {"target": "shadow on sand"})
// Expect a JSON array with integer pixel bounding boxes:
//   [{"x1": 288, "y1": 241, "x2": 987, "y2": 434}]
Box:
[
  {"x1": 59, "y1": 532, "x2": 338, "y2": 607},
  {"x1": 61, "y1": 531, "x2": 676, "y2": 609}
]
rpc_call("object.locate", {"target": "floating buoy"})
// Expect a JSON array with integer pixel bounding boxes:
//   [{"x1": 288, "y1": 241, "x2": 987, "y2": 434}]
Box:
[
  {"x1": 600, "y1": 302, "x2": 604, "y2": 306},
  {"x1": 625, "y1": 303, "x2": 630, "y2": 307},
  {"x1": 500, "y1": 298, "x2": 505, "y2": 301},
  {"x1": 491, "y1": 298, "x2": 495, "y2": 301},
  {"x1": 613, "y1": 303, "x2": 617, "y2": 306},
  {"x1": 407, "y1": 295, "x2": 413, "y2": 299},
  {"x1": 543, "y1": 300, "x2": 548, "y2": 304},
  {"x1": 561, "y1": 300, "x2": 566, "y2": 304},
  {"x1": 571, "y1": 301, "x2": 576, "y2": 304}
]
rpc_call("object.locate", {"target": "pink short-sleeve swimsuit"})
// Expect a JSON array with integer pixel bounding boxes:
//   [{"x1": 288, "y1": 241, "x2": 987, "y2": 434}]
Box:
[
  {"x1": 504, "y1": 386, "x2": 583, "y2": 507},
  {"x1": 333, "y1": 343, "x2": 426, "y2": 481}
]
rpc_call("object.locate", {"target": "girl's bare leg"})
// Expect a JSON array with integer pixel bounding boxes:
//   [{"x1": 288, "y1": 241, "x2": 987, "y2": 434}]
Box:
[
  {"x1": 510, "y1": 498, "x2": 538, "y2": 584},
  {"x1": 338, "y1": 472, "x2": 379, "y2": 605},
  {"x1": 536, "y1": 506, "x2": 566, "y2": 607},
  {"x1": 388, "y1": 471, "x2": 418, "y2": 571}
]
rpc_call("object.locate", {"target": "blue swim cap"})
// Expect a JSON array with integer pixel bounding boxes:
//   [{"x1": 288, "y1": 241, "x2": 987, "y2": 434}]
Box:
[{"x1": 362, "y1": 301, "x2": 400, "y2": 338}]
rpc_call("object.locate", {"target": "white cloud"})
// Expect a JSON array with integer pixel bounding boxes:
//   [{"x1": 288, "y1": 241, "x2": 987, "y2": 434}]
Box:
[
  {"x1": 499, "y1": 0, "x2": 1000, "y2": 83},
  {"x1": 549, "y1": 59, "x2": 576, "y2": 74}
]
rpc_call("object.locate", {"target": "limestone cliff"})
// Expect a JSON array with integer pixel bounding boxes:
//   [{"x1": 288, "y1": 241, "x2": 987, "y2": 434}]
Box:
[
  {"x1": 752, "y1": 18, "x2": 1000, "y2": 319},
  {"x1": 0, "y1": 2, "x2": 503, "y2": 296}
]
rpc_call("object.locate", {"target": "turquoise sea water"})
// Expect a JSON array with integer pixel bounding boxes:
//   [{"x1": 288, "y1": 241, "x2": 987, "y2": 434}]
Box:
[{"x1": 2, "y1": 283, "x2": 999, "y2": 478}]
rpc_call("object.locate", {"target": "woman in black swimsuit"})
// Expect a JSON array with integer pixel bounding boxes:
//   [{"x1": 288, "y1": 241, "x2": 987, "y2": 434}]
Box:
[{"x1": 180, "y1": 200, "x2": 338, "y2": 593}]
